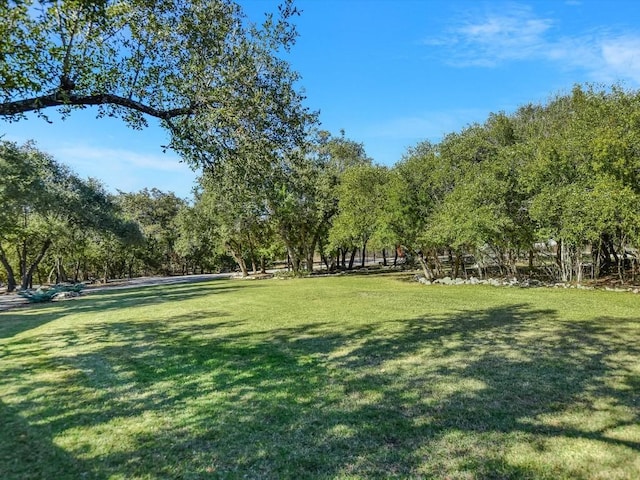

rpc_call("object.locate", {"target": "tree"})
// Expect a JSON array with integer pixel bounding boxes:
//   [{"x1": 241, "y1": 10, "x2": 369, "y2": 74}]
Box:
[
  {"x1": 0, "y1": 141, "x2": 64, "y2": 291},
  {"x1": 384, "y1": 141, "x2": 454, "y2": 279},
  {"x1": 521, "y1": 85, "x2": 640, "y2": 282},
  {"x1": 0, "y1": 141, "x2": 129, "y2": 290},
  {"x1": 174, "y1": 204, "x2": 219, "y2": 274},
  {"x1": 424, "y1": 114, "x2": 535, "y2": 278},
  {"x1": 1, "y1": 0, "x2": 314, "y2": 170},
  {"x1": 392, "y1": 83, "x2": 640, "y2": 283},
  {"x1": 329, "y1": 164, "x2": 388, "y2": 268},
  {"x1": 117, "y1": 188, "x2": 186, "y2": 276},
  {"x1": 193, "y1": 171, "x2": 275, "y2": 277},
  {"x1": 314, "y1": 130, "x2": 372, "y2": 269}
]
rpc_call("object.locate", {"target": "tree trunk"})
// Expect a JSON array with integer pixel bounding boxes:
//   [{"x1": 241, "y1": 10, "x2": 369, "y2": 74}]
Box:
[
  {"x1": 318, "y1": 242, "x2": 330, "y2": 271},
  {"x1": 227, "y1": 243, "x2": 248, "y2": 277},
  {"x1": 617, "y1": 242, "x2": 625, "y2": 282},
  {"x1": 417, "y1": 253, "x2": 434, "y2": 280},
  {"x1": 248, "y1": 239, "x2": 258, "y2": 274},
  {"x1": 307, "y1": 230, "x2": 322, "y2": 273},
  {"x1": 382, "y1": 248, "x2": 387, "y2": 266},
  {"x1": 575, "y1": 245, "x2": 583, "y2": 284},
  {"x1": 286, "y1": 245, "x2": 301, "y2": 273},
  {"x1": 306, "y1": 248, "x2": 315, "y2": 272},
  {"x1": 560, "y1": 240, "x2": 572, "y2": 282},
  {"x1": 48, "y1": 265, "x2": 56, "y2": 284},
  {"x1": 348, "y1": 249, "x2": 357, "y2": 270},
  {"x1": 292, "y1": 256, "x2": 301, "y2": 272},
  {"x1": 0, "y1": 243, "x2": 17, "y2": 292},
  {"x1": 239, "y1": 257, "x2": 248, "y2": 277},
  {"x1": 21, "y1": 239, "x2": 52, "y2": 290},
  {"x1": 74, "y1": 259, "x2": 81, "y2": 283},
  {"x1": 360, "y1": 240, "x2": 368, "y2": 268},
  {"x1": 56, "y1": 256, "x2": 68, "y2": 283},
  {"x1": 18, "y1": 241, "x2": 27, "y2": 281},
  {"x1": 508, "y1": 249, "x2": 518, "y2": 277},
  {"x1": 433, "y1": 250, "x2": 443, "y2": 277},
  {"x1": 460, "y1": 253, "x2": 467, "y2": 279},
  {"x1": 453, "y1": 250, "x2": 461, "y2": 278}
]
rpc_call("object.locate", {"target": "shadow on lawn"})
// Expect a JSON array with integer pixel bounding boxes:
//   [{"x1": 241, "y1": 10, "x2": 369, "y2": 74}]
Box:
[
  {"x1": 0, "y1": 279, "x2": 252, "y2": 340},
  {"x1": 0, "y1": 399, "x2": 107, "y2": 480},
  {"x1": 1, "y1": 301, "x2": 639, "y2": 479}
]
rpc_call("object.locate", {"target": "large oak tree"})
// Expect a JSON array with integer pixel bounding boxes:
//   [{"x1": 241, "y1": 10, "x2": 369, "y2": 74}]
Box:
[{"x1": 1, "y1": 0, "x2": 314, "y2": 169}]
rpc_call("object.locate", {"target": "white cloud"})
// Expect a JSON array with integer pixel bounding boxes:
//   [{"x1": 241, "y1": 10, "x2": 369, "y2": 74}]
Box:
[
  {"x1": 600, "y1": 36, "x2": 640, "y2": 83},
  {"x1": 429, "y1": 4, "x2": 553, "y2": 67},
  {"x1": 427, "y1": 3, "x2": 640, "y2": 85},
  {"x1": 459, "y1": 11, "x2": 551, "y2": 47}
]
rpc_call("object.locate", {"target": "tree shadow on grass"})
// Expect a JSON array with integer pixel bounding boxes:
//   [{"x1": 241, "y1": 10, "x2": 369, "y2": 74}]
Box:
[
  {"x1": 0, "y1": 279, "x2": 254, "y2": 340},
  {"x1": 1, "y1": 302, "x2": 639, "y2": 478},
  {"x1": 0, "y1": 399, "x2": 107, "y2": 480}
]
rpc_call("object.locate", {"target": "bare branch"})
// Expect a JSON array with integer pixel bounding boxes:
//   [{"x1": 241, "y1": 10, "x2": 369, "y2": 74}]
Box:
[{"x1": 0, "y1": 92, "x2": 195, "y2": 120}]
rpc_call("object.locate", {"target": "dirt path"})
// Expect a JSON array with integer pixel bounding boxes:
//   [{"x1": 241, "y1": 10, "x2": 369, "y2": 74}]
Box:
[{"x1": 0, "y1": 273, "x2": 234, "y2": 312}]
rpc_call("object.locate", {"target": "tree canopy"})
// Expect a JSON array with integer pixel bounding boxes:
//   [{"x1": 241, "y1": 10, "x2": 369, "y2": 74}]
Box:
[
  {"x1": 1, "y1": 0, "x2": 315, "y2": 169},
  {"x1": 0, "y1": 141, "x2": 132, "y2": 291}
]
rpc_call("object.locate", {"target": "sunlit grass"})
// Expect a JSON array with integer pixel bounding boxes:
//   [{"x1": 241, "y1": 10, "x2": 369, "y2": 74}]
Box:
[{"x1": 1, "y1": 275, "x2": 639, "y2": 479}]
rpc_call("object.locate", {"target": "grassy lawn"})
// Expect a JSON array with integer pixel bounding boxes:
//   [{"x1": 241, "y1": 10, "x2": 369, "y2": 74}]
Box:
[{"x1": 0, "y1": 274, "x2": 639, "y2": 479}]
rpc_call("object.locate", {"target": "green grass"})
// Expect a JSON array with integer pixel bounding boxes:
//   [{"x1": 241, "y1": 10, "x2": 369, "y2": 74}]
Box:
[{"x1": 1, "y1": 275, "x2": 639, "y2": 479}]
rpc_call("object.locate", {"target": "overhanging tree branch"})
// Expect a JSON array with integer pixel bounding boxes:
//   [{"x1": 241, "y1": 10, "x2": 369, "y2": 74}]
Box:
[
  {"x1": 0, "y1": 92, "x2": 195, "y2": 120},
  {"x1": 0, "y1": 0, "x2": 313, "y2": 171}
]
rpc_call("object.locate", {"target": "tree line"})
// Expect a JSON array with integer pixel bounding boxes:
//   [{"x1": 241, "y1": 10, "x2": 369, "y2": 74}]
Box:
[
  {"x1": 3, "y1": 84, "x2": 640, "y2": 290},
  {"x1": 186, "y1": 84, "x2": 640, "y2": 284},
  {"x1": 0, "y1": 142, "x2": 180, "y2": 291},
  {"x1": 188, "y1": 84, "x2": 640, "y2": 283}
]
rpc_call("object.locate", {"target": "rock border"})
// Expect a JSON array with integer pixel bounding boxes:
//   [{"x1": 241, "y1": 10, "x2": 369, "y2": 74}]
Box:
[{"x1": 415, "y1": 275, "x2": 640, "y2": 294}]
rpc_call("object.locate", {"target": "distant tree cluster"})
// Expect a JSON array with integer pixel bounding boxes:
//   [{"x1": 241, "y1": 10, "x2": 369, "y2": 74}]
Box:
[
  {"x1": 382, "y1": 84, "x2": 640, "y2": 283},
  {"x1": 189, "y1": 84, "x2": 640, "y2": 283},
  {"x1": 4, "y1": 84, "x2": 640, "y2": 288},
  {"x1": 186, "y1": 130, "x2": 373, "y2": 276},
  {"x1": 0, "y1": 141, "x2": 140, "y2": 291},
  {"x1": 0, "y1": 145, "x2": 241, "y2": 293}
]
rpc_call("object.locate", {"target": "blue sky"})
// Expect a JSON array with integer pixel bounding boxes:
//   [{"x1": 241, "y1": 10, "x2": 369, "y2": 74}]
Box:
[{"x1": 3, "y1": 0, "x2": 640, "y2": 199}]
